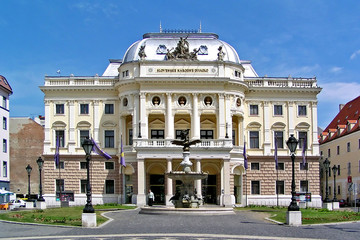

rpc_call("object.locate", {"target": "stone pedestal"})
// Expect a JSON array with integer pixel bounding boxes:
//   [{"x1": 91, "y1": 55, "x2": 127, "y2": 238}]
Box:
[
  {"x1": 82, "y1": 213, "x2": 97, "y2": 228},
  {"x1": 37, "y1": 201, "x2": 47, "y2": 209},
  {"x1": 222, "y1": 194, "x2": 233, "y2": 207},
  {"x1": 286, "y1": 211, "x2": 302, "y2": 226},
  {"x1": 25, "y1": 201, "x2": 34, "y2": 209},
  {"x1": 333, "y1": 202, "x2": 340, "y2": 209},
  {"x1": 323, "y1": 202, "x2": 333, "y2": 210},
  {"x1": 136, "y1": 194, "x2": 147, "y2": 206}
]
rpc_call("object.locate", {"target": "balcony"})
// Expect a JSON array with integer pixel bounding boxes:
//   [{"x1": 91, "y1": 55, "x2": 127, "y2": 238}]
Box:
[
  {"x1": 245, "y1": 77, "x2": 319, "y2": 88},
  {"x1": 133, "y1": 138, "x2": 234, "y2": 148}
]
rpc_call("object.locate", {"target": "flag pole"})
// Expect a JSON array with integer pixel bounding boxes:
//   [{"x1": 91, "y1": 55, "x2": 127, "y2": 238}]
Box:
[{"x1": 275, "y1": 135, "x2": 278, "y2": 207}]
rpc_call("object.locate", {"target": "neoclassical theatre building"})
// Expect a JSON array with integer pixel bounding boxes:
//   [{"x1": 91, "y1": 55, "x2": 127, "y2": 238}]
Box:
[{"x1": 40, "y1": 30, "x2": 322, "y2": 207}]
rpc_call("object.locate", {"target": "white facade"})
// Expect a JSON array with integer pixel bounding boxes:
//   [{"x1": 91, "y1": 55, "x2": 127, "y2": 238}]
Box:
[{"x1": 40, "y1": 31, "x2": 322, "y2": 207}]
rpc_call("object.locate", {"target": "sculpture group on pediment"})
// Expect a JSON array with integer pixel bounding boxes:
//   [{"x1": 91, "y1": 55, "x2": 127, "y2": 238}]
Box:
[{"x1": 166, "y1": 36, "x2": 199, "y2": 61}]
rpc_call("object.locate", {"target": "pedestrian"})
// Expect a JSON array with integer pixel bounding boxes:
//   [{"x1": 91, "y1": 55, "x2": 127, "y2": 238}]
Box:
[{"x1": 148, "y1": 189, "x2": 154, "y2": 206}]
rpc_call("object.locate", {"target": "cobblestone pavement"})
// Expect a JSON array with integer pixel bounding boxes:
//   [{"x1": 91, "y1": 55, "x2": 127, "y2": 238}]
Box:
[{"x1": 0, "y1": 208, "x2": 359, "y2": 240}]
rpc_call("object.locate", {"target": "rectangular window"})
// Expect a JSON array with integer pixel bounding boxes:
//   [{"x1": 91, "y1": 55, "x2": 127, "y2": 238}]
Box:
[
  {"x1": 79, "y1": 130, "x2": 89, "y2": 146},
  {"x1": 300, "y1": 180, "x2": 308, "y2": 192},
  {"x1": 56, "y1": 179, "x2": 65, "y2": 192},
  {"x1": 251, "y1": 181, "x2": 260, "y2": 194},
  {"x1": 55, "y1": 161, "x2": 64, "y2": 169},
  {"x1": 277, "y1": 162, "x2": 285, "y2": 170},
  {"x1": 129, "y1": 129, "x2": 133, "y2": 145},
  {"x1": 251, "y1": 162, "x2": 260, "y2": 170},
  {"x1": 298, "y1": 105, "x2": 307, "y2": 116},
  {"x1": 2, "y1": 139, "x2": 7, "y2": 153},
  {"x1": 55, "y1": 104, "x2": 64, "y2": 114},
  {"x1": 274, "y1": 105, "x2": 283, "y2": 116},
  {"x1": 105, "y1": 162, "x2": 114, "y2": 170},
  {"x1": 80, "y1": 104, "x2": 89, "y2": 114},
  {"x1": 298, "y1": 132, "x2": 307, "y2": 149},
  {"x1": 105, "y1": 180, "x2": 115, "y2": 194},
  {"x1": 176, "y1": 129, "x2": 186, "y2": 139},
  {"x1": 3, "y1": 161, "x2": 7, "y2": 177},
  {"x1": 250, "y1": 131, "x2": 259, "y2": 148},
  {"x1": 329, "y1": 167, "x2": 331, "y2": 177},
  {"x1": 200, "y1": 130, "x2": 213, "y2": 139},
  {"x1": 338, "y1": 165, "x2": 341, "y2": 175},
  {"x1": 3, "y1": 117, "x2": 6, "y2": 130},
  {"x1": 328, "y1": 148, "x2": 331, "y2": 158},
  {"x1": 250, "y1": 105, "x2": 259, "y2": 115},
  {"x1": 80, "y1": 180, "x2": 87, "y2": 193},
  {"x1": 232, "y1": 129, "x2": 236, "y2": 145},
  {"x1": 80, "y1": 162, "x2": 87, "y2": 169},
  {"x1": 300, "y1": 163, "x2": 308, "y2": 170},
  {"x1": 337, "y1": 185, "x2": 341, "y2": 195},
  {"x1": 105, "y1": 104, "x2": 114, "y2": 114},
  {"x1": 348, "y1": 162, "x2": 351, "y2": 175},
  {"x1": 55, "y1": 130, "x2": 65, "y2": 147},
  {"x1": 2, "y1": 96, "x2": 7, "y2": 109},
  {"x1": 274, "y1": 131, "x2": 284, "y2": 148},
  {"x1": 337, "y1": 146, "x2": 340, "y2": 155},
  {"x1": 276, "y1": 180, "x2": 285, "y2": 194},
  {"x1": 347, "y1": 142, "x2": 351, "y2": 152},
  {"x1": 151, "y1": 129, "x2": 165, "y2": 139},
  {"x1": 105, "y1": 130, "x2": 115, "y2": 148}
]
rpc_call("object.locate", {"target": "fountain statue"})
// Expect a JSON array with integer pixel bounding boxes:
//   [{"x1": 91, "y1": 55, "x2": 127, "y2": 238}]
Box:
[{"x1": 167, "y1": 130, "x2": 208, "y2": 208}]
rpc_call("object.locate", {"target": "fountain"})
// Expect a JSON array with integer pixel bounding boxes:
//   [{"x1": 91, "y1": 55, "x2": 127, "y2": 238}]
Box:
[{"x1": 167, "y1": 129, "x2": 208, "y2": 208}]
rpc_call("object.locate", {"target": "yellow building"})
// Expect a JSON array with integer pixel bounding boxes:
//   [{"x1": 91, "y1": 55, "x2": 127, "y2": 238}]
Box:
[
  {"x1": 40, "y1": 30, "x2": 322, "y2": 207},
  {"x1": 319, "y1": 96, "x2": 360, "y2": 204}
]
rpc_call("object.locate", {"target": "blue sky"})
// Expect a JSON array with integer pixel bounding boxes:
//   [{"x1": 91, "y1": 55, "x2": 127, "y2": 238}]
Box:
[{"x1": 1, "y1": 0, "x2": 360, "y2": 129}]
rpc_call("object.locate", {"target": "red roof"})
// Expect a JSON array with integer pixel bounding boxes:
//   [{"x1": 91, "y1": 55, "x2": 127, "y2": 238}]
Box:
[
  {"x1": 319, "y1": 96, "x2": 360, "y2": 144},
  {"x1": 0, "y1": 75, "x2": 13, "y2": 94}
]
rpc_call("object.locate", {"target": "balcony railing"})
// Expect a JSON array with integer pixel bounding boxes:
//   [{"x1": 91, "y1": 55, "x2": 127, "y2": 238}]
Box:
[
  {"x1": 44, "y1": 76, "x2": 118, "y2": 86},
  {"x1": 245, "y1": 77, "x2": 318, "y2": 88},
  {"x1": 133, "y1": 139, "x2": 234, "y2": 148}
]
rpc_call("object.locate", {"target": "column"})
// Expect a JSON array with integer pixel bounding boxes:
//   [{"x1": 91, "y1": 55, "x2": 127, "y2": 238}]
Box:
[
  {"x1": 195, "y1": 158, "x2": 202, "y2": 198},
  {"x1": 263, "y1": 101, "x2": 271, "y2": 155},
  {"x1": 192, "y1": 93, "x2": 200, "y2": 139},
  {"x1": 218, "y1": 94, "x2": 225, "y2": 138},
  {"x1": 288, "y1": 101, "x2": 295, "y2": 135},
  {"x1": 139, "y1": 93, "x2": 148, "y2": 139},
  {"x1": 165, "y1": 93, "x2": 174, "y2": 139},
  {"x1": 222, "y1": 158, "x2": 232, "y2": 207},
  {"x1": 44, "y1": 100, "x2": 51, "y2": 153},
  {"x1": 165, "y1": 158, "x2": 173, "y2": 206},
  {"x1": 136, "y1": 158, "x2": 146, "y2": 206},
  {"x1": 93, "y1": 100, "x2": 100, "y2": 142},
  {"x1": 68, "y1": 101, "x2": 76, "y2": 152},
  {"x1": 132, "y1": 94, "x2": 139, "y2": 138},
  {"x1": 311, "y1": 101, "x2": 319, "y2": 155}
]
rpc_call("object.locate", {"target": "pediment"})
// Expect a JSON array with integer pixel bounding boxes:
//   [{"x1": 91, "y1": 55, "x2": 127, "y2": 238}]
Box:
[
  {"x1": 271, "y1": 122, "x2": 286, "y2": 129},
  {"x1": 77, "y1": 121, "x2": 91, "y2": 128},
  {"x1": 296, "y1": 122, "x2": 310, "y2": 130},
  {"x1": 52, "y1": 121, "x2": 66, "y2": 128},
  {"x1": 102, "y1": 121, "x2": 117, "y2": 127},
  {"x1": 247, "y1": 121, "x2": 261, "y2": 129}
]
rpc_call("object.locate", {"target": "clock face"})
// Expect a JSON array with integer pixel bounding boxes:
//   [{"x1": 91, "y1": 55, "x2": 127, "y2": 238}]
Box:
[
  {"x1": 156, "y1": 45, "x2": 167, "y2": 54},
  {"x1": 198, "y1": 45, "x2": 208, "y2": 55}
]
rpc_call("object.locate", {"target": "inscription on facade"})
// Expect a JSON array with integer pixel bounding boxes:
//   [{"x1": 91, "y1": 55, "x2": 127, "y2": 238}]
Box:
[{"x1": 155, "y1": 68, "x2": 209, "y2": 73}]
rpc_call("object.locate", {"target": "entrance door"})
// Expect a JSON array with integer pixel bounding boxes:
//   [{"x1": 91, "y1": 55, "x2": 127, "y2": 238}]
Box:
[
  {"x1": 202, "y1": 175, "x2": 217, "y2": 204},
  {"x1": 149, "y1": 174, "x2": 165, "y2": 204},
  {"x1": 234, "y1": 175, "x2": 242, "y2": 204}
]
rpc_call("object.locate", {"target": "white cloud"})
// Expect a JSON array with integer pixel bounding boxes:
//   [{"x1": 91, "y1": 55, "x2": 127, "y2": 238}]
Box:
[
  {"x1": 350, "y1": 49, "x2": 360, "y2": 60},
  {"x1": 330, "y1": 66, "x2": 343, "y2": 73},
  {"x1": 318, "y1": 82, "x2": 360, "y2": 104}
]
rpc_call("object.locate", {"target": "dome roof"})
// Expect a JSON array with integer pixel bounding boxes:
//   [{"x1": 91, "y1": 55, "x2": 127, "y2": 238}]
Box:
[{"x1": 122, "y1": 32, "x2": 240, "y2": 64}]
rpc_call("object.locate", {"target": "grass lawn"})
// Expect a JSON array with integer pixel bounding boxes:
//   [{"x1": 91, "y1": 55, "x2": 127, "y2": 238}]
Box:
[
  {"x1": 0, "y1": 204, "x2": 136, "y2": 227},
  {"x1": 235, "y1": 206, "x2": 360, "y2": 224}
]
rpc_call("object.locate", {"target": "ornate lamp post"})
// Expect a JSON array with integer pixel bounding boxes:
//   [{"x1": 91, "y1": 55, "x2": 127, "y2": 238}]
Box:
[
  {"x1": 25, "y1": 164, "x2": 32, "y2": 198},
  {"x1": 286, "y1": 134, "x2": 299, "y2": 211},
  {"x1": 82, "y1": 137, "x2": 94, "y2": 213},
  {"x1": 36, "y1": 157, "x2": 45, "y2": 201},
  {"x1": 332, "y1": 164, "x2": 338, "y2": 202},
  {"x1": 323, "y1": 158, "x2": 331, "y2": 203}
]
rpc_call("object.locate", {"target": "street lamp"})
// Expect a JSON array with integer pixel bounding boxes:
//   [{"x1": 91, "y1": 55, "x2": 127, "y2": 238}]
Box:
[
  {"x1": 36, "y1": 157, "x2": 45, "y2": 201},
  {"x1": 25, "y1": 164, "x2": 32, "y2": 198},
  {"x1": 82, "y1": 137, "x2": 94, "y2": 213},
  {"x1": 323, "y1": 158, "x2": 331, "y2": 203},
  {"x1": 332, "y1": 164, "x2": 338, "y2": 202},
  {"x1": 286, "y1": 134, "x2": 299, "y2": 211}
]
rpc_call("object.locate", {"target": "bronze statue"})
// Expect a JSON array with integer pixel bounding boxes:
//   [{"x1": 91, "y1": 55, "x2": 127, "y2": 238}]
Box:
[
  {"x1": 172, "y1": 129, "x2": 201, "y2": 152},
  {"x1": 138, "y1": 45, "x2": 146, "y2": 60},
  {"x1": 217, "y1": 46, "x2": 225, "y2": 61},
  {"x1": 165, "y1": 37, "x2": 199, "y2": 61}
]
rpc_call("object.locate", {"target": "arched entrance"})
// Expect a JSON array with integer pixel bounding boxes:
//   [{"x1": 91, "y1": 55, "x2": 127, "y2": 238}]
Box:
[
  {"x1": 233, "y1": 165, "x2": 245, "y2": 205},
  {"x1": 202, "y1": 163, "x2": 219, "y2": 204}
]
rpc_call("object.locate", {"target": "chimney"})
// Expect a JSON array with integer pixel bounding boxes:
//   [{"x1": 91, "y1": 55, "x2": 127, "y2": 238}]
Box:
[{"x1": 339, "y1": 104, "x2": 345, "y2": 111}]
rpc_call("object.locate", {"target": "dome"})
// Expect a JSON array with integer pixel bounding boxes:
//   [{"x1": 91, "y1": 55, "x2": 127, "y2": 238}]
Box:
[{"x1": 122, "y1": 32, "x2": 240, "y2": 64}]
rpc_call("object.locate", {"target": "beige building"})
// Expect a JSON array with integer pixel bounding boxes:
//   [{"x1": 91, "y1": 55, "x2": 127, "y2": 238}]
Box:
[
  {"x1": 319, "y1": 96, "x2": 360, "y2": 203},
  {"x1": 40, "y1": 30, "x2": 322, "y2": 207}
]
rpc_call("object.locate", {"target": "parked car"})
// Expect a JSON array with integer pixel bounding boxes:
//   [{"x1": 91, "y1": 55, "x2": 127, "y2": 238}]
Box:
[
  {"x1": 9, "y1": 199, "x2": 26, "y2": 208},
  {"x1": 339, "y1": 199, "x2": 348, "y2": 207}
]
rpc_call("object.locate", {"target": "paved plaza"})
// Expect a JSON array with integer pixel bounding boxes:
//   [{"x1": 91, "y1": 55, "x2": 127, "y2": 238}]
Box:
[{"x1": 0, "y1": 208, "x2": 360, "y2": 240}]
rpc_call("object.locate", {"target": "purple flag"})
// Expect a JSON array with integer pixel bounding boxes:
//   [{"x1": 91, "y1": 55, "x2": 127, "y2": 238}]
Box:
[
  {"x1": 275, "y1": 136, "x2": 278, "y2": 170},
  {"x1": 91, "y1": 138, "x2": 112, "y2": 160},
  {"x1": 54, "y1": 136, "x2": 60, "y2": 166},
  {"x1": 120, "y1": 136, "x2": 126, "y2": 167},
  {"x1": 302, "y1": 137, "x2": 307, "y2": 168},
  {"x1": 243, "y1": 141, "x2": 248, "y2": 170}
]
